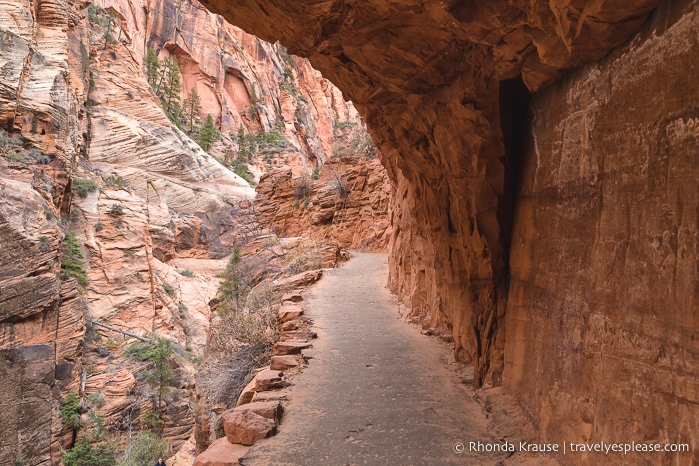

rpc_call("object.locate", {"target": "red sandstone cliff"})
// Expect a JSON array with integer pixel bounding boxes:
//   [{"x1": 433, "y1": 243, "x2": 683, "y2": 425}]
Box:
[
  {"x1": 0, "y1": 0, "x2": 378, "y2": 461},
  {"x1": 255, "y1": 156, "x2": 391, "y2": 252},
  {"x1": 192, "y1": 0, "x2": 698, "y2": 464}
]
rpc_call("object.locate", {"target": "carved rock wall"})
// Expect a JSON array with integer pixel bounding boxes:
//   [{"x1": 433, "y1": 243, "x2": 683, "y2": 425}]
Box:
[{"x1": 504, "y1": 0, "x2": 698, "y2": 462}]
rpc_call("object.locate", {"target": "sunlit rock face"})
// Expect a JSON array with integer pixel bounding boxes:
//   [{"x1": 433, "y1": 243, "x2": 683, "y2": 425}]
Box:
[{"x1": 199, "y1": 0, "x2": 697, "y2": 463}]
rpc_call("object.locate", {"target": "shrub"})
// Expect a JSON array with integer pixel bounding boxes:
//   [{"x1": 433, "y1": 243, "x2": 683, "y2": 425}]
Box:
[
  {"x1": 60, "y1": 390, "x2": 81, "y2": 430},
  {"x1": 162, "y1": 283, "x2": 175, "y2": 296},
  {"x1": 61, "y1": 232, "x2": 88, "y2": 286},
  {"x1": 106, "y1": 175, "x2": 125, "y2": 189},
  {"x1": 197, "y1": 344, "x2": 269, "y2": 406},
  {"x1": 61, "y1": 406, "x2": 115, "y2": 466},
  {"x1": 6, "y1": 151, "x2": 26, "y2": 163},
  {"x1": 62, "y1": 439, "x2": 116, "y2": 466},
  {"x1": 72, "y1": 178, "x2": 98, "y2": 198},
  {"x1": 108, "y1": 203, "x2": 124, "y2": 216},
  {"x1": 118, "y1": 431, "x2": 169, "y2": 466},
  {"x1": 124, "y1": 338, "x2": 175, "y2": 419},
  {"x1": 310, "y1": 165, "x2": 322, "y2": 180},
  {"x1": 180, "y1": 269, "x2": 194, "y2": 277},
  {"x1": 292, "y1": 175, "x2": 312, "y2": 199}
]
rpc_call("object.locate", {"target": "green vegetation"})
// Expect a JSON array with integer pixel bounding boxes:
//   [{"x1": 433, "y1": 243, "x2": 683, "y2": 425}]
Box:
[
  {"x1": 60, "y1": 390, "x2": 81, "y2": 430},
  {"x1": 61, "y1": 397, "x2": 116, "y2": 466},
  {"x1": 311, "y1": 164, "x2": 322, "y2": 180},
  {"x1": 108, "y1": 203, "x2": 124, "y2": 216},
  {"x1": 144, "y1": 49, "x2": 182, "y2": 126},
  {"x1": 124, "y1": 338, "x2": 175, "y2": 422},
  {"x1": 159, "y1": 57, "x2": 183, "y2": 123},
  {"x1": 333, "y1": 119, "x2": 356, "y2": 130},
  {"x1": 234, "y1": 123, "x2": 290, "y2": 162},
  {"x1": 196, "y1": 115, "x2": 220, "y2": 153},
  {"x1": 180, "y1": 268, "x2": 194, "y2": 277},
  {"x1": 106, "y1": 175, "x2": 125, "y2": 189},
  {"x1": 0, "y1": 128, "x2": 22, "y2": 155},
  {"x1": 61, "y1": 232, "x2": 88, "y2": 286},
  {"x1": 62, "y1": 438, "x2": 116, "y2": 466},
  {"x1": 72, "y1": 178, "x2": 99, "y2": 198},
  {"x1": 248, "y1": 83, "x2": 263, "y2": 114},
  {"x1": 181, "y1": 87, "x2": 202, "y2": 134},
  {"x1": 6, "y1": 151, "x2": 26, "y2": 163},
  {"x1": 118, "y1": 431, "x2": 169, "y2": 466},
  {"x1": 87, "y1": 5, "x2": 118, "y2": 48},
  {"x1": 278, "y1": 45, "x2": 296, "y2": 67},
  {"x1": 144, "y1": 48, "x2": 225, "y2": 152},
  {"x1": 162, "y1": 283, "x2": 176, "y2": 296},
  {"x1": 218, "y1": 246, "x2": 244, "y2": 308}
]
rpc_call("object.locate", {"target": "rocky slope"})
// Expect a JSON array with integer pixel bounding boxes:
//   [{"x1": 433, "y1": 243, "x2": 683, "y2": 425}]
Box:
[
  {"x1": 195, "y1": 0, "x2": 697, "y2": 463},
  {"x1": 0, "y1": 0, "x2": 383, "y2": 462},
  {"x1": 255, "y1": 156, "x2": 391, "y2": 252}
]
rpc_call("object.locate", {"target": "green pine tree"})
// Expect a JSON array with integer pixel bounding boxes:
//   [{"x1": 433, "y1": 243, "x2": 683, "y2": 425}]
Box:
[
  {"x1": 61, "y1": 231, "x2": 87, "y2": 286},
  {"x1": 181, "y1": 87, "x2": 202, "y2": 134},
  {"x1": 196, "y1": 115, "x2": 220, "y2": 153},
  {"x1": 159, "y1": 56, "x2": 182, "y2": 124},
  {"x1": 145, "y1": 47, "x2": 161, "y2": 88},
  {"x1": 124, "y1": 337, "x2": 175, "y2": 428}
]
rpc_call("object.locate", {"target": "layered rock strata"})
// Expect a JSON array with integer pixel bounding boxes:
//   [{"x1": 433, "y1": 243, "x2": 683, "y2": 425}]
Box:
[{"x1": 1, "y1": 0, "x2": 375, "y2": 460}]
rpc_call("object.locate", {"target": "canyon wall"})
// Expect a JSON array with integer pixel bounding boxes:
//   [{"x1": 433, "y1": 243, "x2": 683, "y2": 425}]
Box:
[
  {"x1": 0, "y1": 0, "x2": 89, "y2": 461},
  {"x1": 504, "y1": 0, "x2": 698, "y2": 462},
  {"x1": 255, "y1": 156, "x2": 391, "y2": 252},
  {"x1": 197, "y1": 0, "x2": 697, "y2": 463}
]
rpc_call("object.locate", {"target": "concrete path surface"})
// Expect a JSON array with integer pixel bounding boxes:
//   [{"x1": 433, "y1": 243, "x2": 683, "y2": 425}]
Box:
[{"x1": 241, "y1": 252, "x2": 505, "y2": 466}]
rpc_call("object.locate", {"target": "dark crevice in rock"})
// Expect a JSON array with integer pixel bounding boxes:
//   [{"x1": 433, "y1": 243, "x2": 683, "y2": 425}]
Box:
[{"x1": 497, "y1": 76, "x2": 532, "y2": 281}]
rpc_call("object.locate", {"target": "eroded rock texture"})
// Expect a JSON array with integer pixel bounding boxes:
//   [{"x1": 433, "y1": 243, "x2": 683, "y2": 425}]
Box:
[
  {"x1": 200, "y1": 0, "x2": 697, "y2": 462},
  {"x1": 255, "y1": 156, "x2": 391, "y2": 251},
  {"x1": 505, "y1": 0, "x2": 698, "y2": 462}
]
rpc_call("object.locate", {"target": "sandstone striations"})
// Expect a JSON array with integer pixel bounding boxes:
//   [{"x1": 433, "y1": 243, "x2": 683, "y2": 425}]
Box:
[
  {"x1": 1, "y1": 0, "x2": 380, "y2": 461},
  {"x1": 196, "y1": 0, "x2": 697, "y2": 463}
]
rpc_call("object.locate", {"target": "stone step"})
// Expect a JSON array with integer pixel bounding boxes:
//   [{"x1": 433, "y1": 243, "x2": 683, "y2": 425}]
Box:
[
  {"x1": 222, "y1": 409, "x2": 276, "y2": 446},
  {"x1": 278, "y1": 303, "x2": 304, "y2": 322},
  {"x1": 281, "y1": 293, "x2": 303, "y2": 304},
  {"x1": 279, "y1": 330, "x2": 317, "y2": 341},
  {"x1": 270, "y1": 355, "x2": 301, "y2": 371},
  {"x1": 192, "y1": 437, "x2": 249, "y2": 466},
  {"x1": 251, "y1": 389, "x2": 289, "y2": 403},
  {"x1": 255, "y1": 368, "x2": 285, "y2": 391},
  {"x1": 273, "y1": 340, "x2": 313, "y2": 355},
  {"x1": 281, "y1": 320, "x2": 299, "y2": 331}
]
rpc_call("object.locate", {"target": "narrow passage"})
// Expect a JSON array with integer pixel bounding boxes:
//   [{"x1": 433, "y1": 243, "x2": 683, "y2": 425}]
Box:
[{"x1": 242, "y1": 252, "x2": 503, "y2": 465}]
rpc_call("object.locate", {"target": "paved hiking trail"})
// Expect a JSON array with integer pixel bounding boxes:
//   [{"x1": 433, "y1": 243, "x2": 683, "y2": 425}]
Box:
[{"x1": 241, "y1": 252, "x2": 504, "y2": 465}]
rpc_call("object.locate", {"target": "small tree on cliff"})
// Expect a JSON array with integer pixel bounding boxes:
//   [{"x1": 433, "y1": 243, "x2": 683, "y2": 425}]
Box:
[
  {"x1": 196, "y1": 115, "x2": 220, "y2": 153},
  {"x1": 124, "y1": 337, "x2": 175, "y2": 432},
  {"x1": 159, "y1": 56, "x2": 182, "y2": 124},
  {"x1": 61, "y1": 402, "x2": 116, "y2": 466},
  {"x1": 145, "y1": 47, "x2": 161, "y2": 88},
  {"x1": 181, "y1": 87, "x2": 202, "y2": 134}
]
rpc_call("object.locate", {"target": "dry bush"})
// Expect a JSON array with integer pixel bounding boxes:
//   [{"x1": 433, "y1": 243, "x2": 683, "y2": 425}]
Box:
[
  {"x1": 332, "y1": 126, "x2": 376, "y2": 159},
  {"x1": 292, "y1": 175, "x2": 312, "y2": 199},
  {"x1": 283, "y1": 241, "x2": 325, "y2": 275},
  {"x1": 197, "y1": 344, "x2": 269, "y2": 406}
]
